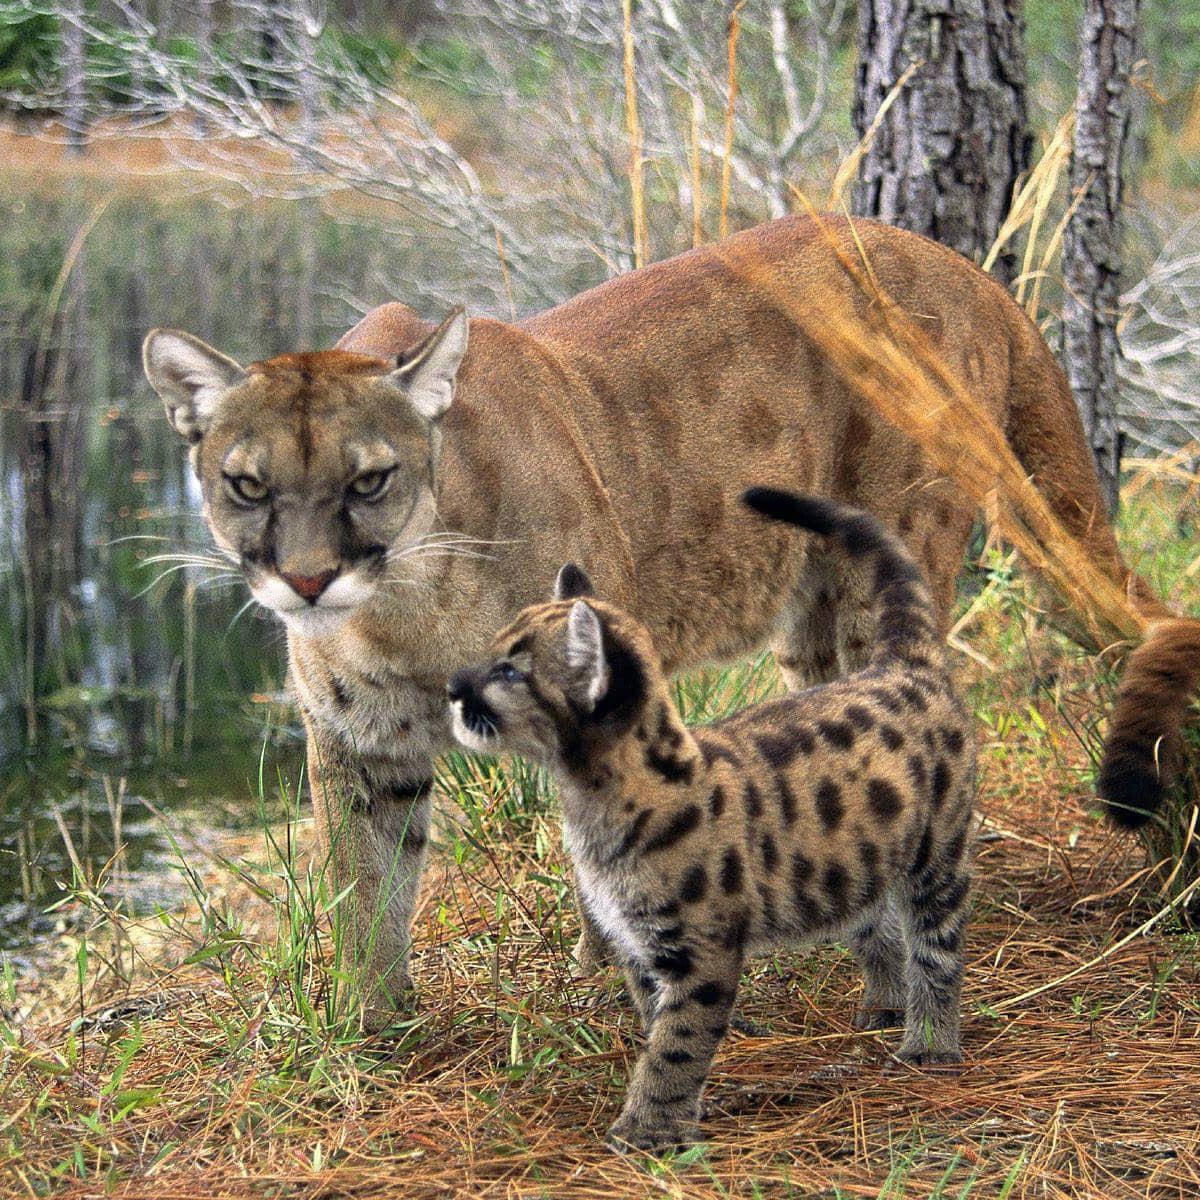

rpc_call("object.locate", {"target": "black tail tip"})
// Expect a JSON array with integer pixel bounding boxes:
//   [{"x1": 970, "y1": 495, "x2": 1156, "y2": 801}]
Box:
[
  {"x1": 741, "y1": 487, "x2": 840, "y2": 537},
  {"x1": 1097, "y1": 760, "x2": 1163, "y2": 830}
]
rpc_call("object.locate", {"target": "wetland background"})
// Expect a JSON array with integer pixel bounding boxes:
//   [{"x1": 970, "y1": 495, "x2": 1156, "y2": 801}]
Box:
[{"x1": 2, "y1": 0, "x2": 1199, "y2": 965}]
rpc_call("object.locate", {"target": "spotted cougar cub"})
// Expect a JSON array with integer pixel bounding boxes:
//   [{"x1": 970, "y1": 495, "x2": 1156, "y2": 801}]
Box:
[{"x1": 448, "y1": 488, "x2": 975, "y2": 1152}]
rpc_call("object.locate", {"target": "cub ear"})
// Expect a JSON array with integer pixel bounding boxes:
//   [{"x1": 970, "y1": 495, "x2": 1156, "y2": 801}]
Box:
[
  {"x1": 143, "y1": 329, "x2": 245, "y2": 443},
  {"x1": 387, "y1": 306, "x2": 468, "y2": 422},
  {"x1": 565, "y1": 600, "x2": 609, "y2": 709},
  {"x1": 553, "y1": 562, "x2": 595, "y2": 602}
]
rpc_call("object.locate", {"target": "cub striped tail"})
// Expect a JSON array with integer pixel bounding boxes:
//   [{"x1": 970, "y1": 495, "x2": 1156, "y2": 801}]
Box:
[
  {"x1": 741, "y1": 487, "x2": 941, "y2": 671},
  {"x1": 1097, "y1": 618, "x2": 1200, "y2": 829}
]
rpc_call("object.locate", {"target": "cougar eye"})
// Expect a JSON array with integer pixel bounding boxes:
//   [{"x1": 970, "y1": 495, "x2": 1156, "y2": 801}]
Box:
[
  {"x1": 225, "y1": 474, "x2": 269, "y2": 504},
  {"x1": 490, "y1": 662, "x2": 523, "y2": 685},
  {"x1": 349, "y1": 468, "x2": 393, "y2": 500}
]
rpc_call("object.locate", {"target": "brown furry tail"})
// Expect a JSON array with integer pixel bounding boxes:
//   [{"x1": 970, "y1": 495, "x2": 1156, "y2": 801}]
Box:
[{"x1": 1098, "y1": 619, "x2": 1200, "y2": 829}]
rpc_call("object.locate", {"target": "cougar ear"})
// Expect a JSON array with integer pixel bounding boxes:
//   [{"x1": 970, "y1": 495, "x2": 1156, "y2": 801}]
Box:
[
  {"x1": 565, "y1": 600, "x2": 609, "y2": 710},
  {"x1": 387, "y1": 306, "x2": 468, "y2": 422},
  {"x1": 553, "y1": 562, "x2": 595, "y2": 602},
  {"x1": 143, "y1": 329, "x2": 245, "y2": 443}
]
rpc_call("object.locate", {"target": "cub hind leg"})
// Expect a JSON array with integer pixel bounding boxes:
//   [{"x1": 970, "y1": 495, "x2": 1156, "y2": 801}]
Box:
[
  {"x1": 848, "y1": 900, "x2": 908, "y2": 1031},
  {"x1": 896, "y1": 820, "x2": 973, "y2": 1066}
]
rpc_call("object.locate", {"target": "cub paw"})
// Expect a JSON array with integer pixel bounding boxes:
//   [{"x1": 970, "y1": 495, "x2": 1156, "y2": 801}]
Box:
[
  {"x1": 571, "y1": 929, "x2": 613, "y2": 977},
  {"x1": 359, "y1": 976, "x2": 417, "y2": 1035},
  {"x1": 852, "y1": 1006, "x2": 905, "y2": 1032},
  {"x1": 606, "y1": 1112, "x2": 700, "y2": 1155},
  {"x1": 890, "y1": 1046, "x2": 963, "y2": 1074}
]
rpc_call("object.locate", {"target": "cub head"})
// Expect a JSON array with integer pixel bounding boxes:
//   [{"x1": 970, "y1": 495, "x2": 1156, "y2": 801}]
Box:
[
  {"x1": 447, "y1": 564, "x2": 654, "y2": 766},
  {"x1": 142, "y1": 309, "x2": 468, "y2": 637}
]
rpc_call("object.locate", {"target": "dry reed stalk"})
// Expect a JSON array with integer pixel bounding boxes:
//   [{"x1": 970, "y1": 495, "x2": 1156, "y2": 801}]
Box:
[
  {"x1": 826, "y1": 61, "x2": 922, "y2": 211},
  {"x1": 719, "y1": 214, "x2": 1148, "y2": 652},
  {"x1": 719, "y1": 2, "x2": 745, "y2": 241},
  {"x1": 493, "y1": 226, "x2": 516, "y2": 321},
  {"x1": 621, "y1": 0, "x2": 648, "y2": 269},
  {"x1": 690, "y1": 92, "x2": 704, "y2": 248}
]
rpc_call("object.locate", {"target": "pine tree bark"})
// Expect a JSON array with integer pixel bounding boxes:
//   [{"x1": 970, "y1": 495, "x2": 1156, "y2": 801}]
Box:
[
  {"x1": 1061, "y1": 0, "x2": 1141, "y2": 515},
  {"x1": 852, "y1": 0, "x2": 1030, "y2": 287}
]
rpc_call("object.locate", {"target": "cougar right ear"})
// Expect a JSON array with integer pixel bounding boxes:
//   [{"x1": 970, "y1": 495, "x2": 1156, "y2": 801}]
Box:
[
  {"x1": 143, "y1": 329, "x2": 245, "y2": 443},
  {"x1": 553, "y1": 562, "x2": 595, "y2": 601}
]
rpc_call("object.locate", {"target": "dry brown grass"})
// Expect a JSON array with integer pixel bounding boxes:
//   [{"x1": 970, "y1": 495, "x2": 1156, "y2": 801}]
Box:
[{"x1": 3, "y1": 657, "x2": 1199, "y2": 1199}]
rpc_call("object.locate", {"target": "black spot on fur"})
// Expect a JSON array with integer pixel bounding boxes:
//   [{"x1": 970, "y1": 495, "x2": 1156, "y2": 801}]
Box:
[
  {"x1": 679, "y1": 865, "x2": 708, "y2": 903},
  {"x1": 941, "y1": 727, "x2": 965, "y2": 756},
  {"x1": 690, "y1": 981, "x2": 730, "y2": 1006},
  {"x1": 641, "y1": 804, "x2": 702, "y2": 854},
  {"x1": 867, "y1": 778, "x2": 903, "y2": 820},
  {"x1": 911, "y1": 826, "x2": 933, "y2": 877},
  {"x1": 708, "y1": 785, "x2": 726, "y2": 819},
  {"x1": 382, "y1": 778, "x2": 434, "y2": 804},
  {"x1": 744, "y1": 780, "x2": 764, "y2": 819},
  {"x1": 698, "y1": 737, "x2": 741, "y2": 769},
  {"x1": 653, "y1": 947, "x2": 694, "y2": 980},
  {"x1": 722, "y1": 913, "x2": 750, "y2": 951},
  {"x1": 720, "y1": 848, "x2": 744, "y2": 895},
  {"x1": 761, "y1": 832, "x2": 780, "y2": 872},
  {"x1": 754, "y1": 730, "x2": 806, "y2": 769},
  {"x1": 899, "y1": 684, "x2": 929, "y2": 712},
  {"x1": 846, "y1": 705, "x2": 875, "y2": 732},
  {"x1": 645, "y1": 742, "x2": 696, "y2": 785},
  {"x1": 775, "y1": 777, "x2": 799, "y2": 827},
  {"x1": 791, "y1": 852, "x2": 814, "y2": 886},
  {"x1": 818, "y1": 720, "x2": 856, "y2": 750},
  {"x1": 823, "y1": 863, "x2": 849, "y2": 907},
  {"x1": 815, "y1": 778, "x2": 844, "y2": 831},
  {"x1": 870, "y1": 688, "x2": 906, "y2": 714},
  {"x1": 932, "y1": 759, "x2": 951, "y2": 810},
  {"x1": 858, "y1": 840, "x2": 880, "y2": 873},
  {"x1": 609, "y1": 808, "x2": 652, "y2": 861},
  {"x1": 660, "y1": 1048, "x2": 694, "y2": 1065},
  {"x1": 330, "y1": 676, "x2": 350, "y2": 708},
  {"x1": 880, "y1": 725, "x2": 905, "y2": 751},
  {"x1": 907, "y1": 754, "x2": 928, "y2": 798}
]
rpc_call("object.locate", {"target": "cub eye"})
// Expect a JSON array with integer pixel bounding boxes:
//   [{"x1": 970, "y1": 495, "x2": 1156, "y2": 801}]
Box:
[
  {"x1": 349, "y1": 469, "x2": 393, "y2": 500},
  {"x1": 491, "y1": 662, "x2": 523, "y2": 684},
  {"x1": 226, "y1": 474, "x2": 269, "y2": 504}
]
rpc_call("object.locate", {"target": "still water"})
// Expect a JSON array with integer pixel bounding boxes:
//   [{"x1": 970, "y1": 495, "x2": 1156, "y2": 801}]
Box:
[{"x1": 0, "y1": 186, "x2": 513, "y2": 958}]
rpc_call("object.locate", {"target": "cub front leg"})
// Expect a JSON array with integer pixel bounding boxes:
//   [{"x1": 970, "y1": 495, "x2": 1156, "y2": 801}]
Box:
[
  {"x1": 608, "y1": 955, "x2": 741, "y2": 1154},
  {"x1": 306, "y1": 720, "x2": 433, "y2": 1033}
]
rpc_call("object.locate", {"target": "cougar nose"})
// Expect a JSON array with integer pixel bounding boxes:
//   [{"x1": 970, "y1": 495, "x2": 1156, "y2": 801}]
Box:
[{"x1": 282, "y1": 569, "x2": 337, "y2": 604}]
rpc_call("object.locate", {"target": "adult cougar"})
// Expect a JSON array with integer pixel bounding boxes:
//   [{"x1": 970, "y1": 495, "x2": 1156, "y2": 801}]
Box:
[{"x1": 142, "y1": 214, "x2": 1169, "y2": 1031}]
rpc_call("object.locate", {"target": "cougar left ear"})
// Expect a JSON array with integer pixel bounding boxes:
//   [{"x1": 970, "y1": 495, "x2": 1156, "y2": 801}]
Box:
[
  {"x1": 553, "y1": 562, "x2": 595, "y2": 601},
  {"x1": 387, "y1": 306, "x2": 468, "y2": 422},
  {"x1": 565, "y1": 600, "x2": 609, "y2": 709}
]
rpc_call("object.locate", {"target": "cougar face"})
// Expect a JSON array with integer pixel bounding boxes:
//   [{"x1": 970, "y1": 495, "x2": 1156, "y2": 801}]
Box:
[{"x1": 143, "y1": 312, "x2": 468, "y2": 638}]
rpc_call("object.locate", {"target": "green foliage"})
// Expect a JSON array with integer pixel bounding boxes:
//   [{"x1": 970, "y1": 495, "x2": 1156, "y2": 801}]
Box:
[{"x1": 0, "y1": 8, "x2": 57, "y2": 96}]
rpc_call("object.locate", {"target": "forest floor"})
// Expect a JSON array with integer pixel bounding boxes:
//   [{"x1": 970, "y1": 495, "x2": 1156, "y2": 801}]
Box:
[{"x1": 3, "y1": 478, "x2": 1200, "y2": 1199}]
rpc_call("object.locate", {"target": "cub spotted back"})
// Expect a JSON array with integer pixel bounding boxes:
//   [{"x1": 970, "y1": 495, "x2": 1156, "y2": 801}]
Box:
[{"x1": 449, "y1": 489, "x2": 976, "y2": 1153}]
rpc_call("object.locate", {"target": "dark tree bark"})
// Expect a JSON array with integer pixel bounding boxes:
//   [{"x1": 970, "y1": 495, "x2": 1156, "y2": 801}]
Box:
[
  {"x1": 1061, "y1": 0, "x2": 1141, "y2": 515},
  {"x1": 852, "y1": 0, "x2": 1031, "y2": 287}
]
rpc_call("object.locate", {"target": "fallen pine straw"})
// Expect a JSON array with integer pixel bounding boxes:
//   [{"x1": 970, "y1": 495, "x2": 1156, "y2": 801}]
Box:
[{"x1": 3, "y1": 698, "x2": 1199, "y2": 1199}]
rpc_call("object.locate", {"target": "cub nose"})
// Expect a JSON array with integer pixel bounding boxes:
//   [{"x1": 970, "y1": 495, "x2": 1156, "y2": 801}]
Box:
[
  {"x1": 446, "y1": 669, "x2": 477, "y2": 702},
  {"x1": 282, "y1": 569, "x2": 337, "y2": 604}
]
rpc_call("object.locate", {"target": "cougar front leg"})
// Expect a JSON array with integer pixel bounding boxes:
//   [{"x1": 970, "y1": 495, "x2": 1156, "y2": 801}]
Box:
[{"x1": 306, "y1": 721, "x2": 433, "y2": 1033}]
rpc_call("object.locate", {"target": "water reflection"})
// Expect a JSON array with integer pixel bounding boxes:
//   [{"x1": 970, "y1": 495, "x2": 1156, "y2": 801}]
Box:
[{"x1": 0, "y1": 189, "x2": 381, "y2": 952}]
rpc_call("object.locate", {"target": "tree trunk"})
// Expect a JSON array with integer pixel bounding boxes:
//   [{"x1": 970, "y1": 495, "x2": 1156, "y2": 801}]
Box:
[
  {"x1": 1061, "y1": 0, "x2": 1141, "y2": 515},
  {"x1": 61, "y1": 0, "x2": 88, "y2": 156},
  {"x1": 852, "y1": 0, "x2": 1030, "y2": 287}
]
